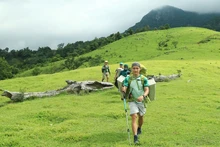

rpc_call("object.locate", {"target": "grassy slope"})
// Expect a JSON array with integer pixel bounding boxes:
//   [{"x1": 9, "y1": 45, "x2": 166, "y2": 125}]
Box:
[
  {"x1": 18, "y1": 27, "x2": 220, "y2": 77},
  {"x1": 81, "y1": 27, "x2": 220, "y2": 64},
  {"x1": 0, "y1": 27, "x2": 220, "y2": 147}
]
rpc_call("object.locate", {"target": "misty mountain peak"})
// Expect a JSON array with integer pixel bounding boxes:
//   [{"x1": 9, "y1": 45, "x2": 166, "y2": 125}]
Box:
[
  {"x1": 149, "y1": 5, "x2": 186, "y2": 21},
  {"x1": 153, "y1": 5, "x2": 185, "y2": 13},
  {"x1": 129, "y1": 5, "x2": 220, "y2": 31}
]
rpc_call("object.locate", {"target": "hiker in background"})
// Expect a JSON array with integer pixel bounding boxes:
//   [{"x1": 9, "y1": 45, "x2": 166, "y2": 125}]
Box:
[
  {"x1": 101, "y1": 61, "x2": 111, "y2": 82},
  {"x1": 117, "y1": 64, "x2": 130, "y2": 99},
  {"x1": 119, "y1": 64, "x2": 130, "y2": 77},
  {"x1": 122, "y1": 62, "x2": 149, "y2": 145},
  {"x1": 114, "y1": 62, "x2": 124, "y2": 88}
]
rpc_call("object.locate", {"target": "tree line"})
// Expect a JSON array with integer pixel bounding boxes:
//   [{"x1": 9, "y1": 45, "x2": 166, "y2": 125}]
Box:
[{"x1": 0, "y1": 24, "x2": 170, "y2": 80}]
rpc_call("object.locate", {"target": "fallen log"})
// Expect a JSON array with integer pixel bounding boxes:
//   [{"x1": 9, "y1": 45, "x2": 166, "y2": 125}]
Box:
[
  {"x1": 147, "y1": 71, "x2": 181, "y2": 82},
  {"x1": 1, "y1": 80, "x2": 114, "y2": 102},
  {"x1": 154, "y1": 73, "x2": 181, "y2": 82}
]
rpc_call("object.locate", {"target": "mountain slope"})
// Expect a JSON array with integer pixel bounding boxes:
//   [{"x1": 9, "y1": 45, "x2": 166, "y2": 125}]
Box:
[
  {"x1": 129, "y1": 5, "x2": 220, "y2": 31},
  {"x1": 81, "y1": 27, "x2": 220, "y2": 65},
  {"x1": 17, "y1": 27, "x2": 220, "y2": 77}
]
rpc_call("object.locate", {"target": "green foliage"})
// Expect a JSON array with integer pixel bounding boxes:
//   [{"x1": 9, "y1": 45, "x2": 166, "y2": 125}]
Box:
[
  {"x1": 88, "y1": 55, "x2": 104, "y2": 67},
  {"x1": 126, "y1": 28, "x2": 134, "y2": 35},
  {"x1": 0, "y1": 57, "x2": 13, "y2": 80},
  {"x1": 158, "y1": 40, "x2": 168, "y2": 47},
  {"x1": 114, "y1": 32, "x2": 122, "y2": 40},
  {"x1": 32, "y1": 67, "x2": 41, "y2": 76},
  {"x1": 64, "y1": 56, "x2": 92, "y2": 70},
  {"x1": 172, "y1": 41, "x2": 178, "y2": 48},
  {"x1": 57, "y1": 43, "x2": 65, "y2": 50},
  {"x1": 64, "y1": 57, "x2": 75, "y2": 70},
  {"x1": 159, "y1": 24, "x2": 170, "y2": 30},
  {"x1": 198, "y1": 34, "x2": 220, "y2": 44}
]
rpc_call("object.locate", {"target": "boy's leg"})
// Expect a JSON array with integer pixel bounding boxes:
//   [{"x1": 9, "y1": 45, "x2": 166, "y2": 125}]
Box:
[
  {"x1": 131, "y1": 113, "x2": 138, "y2": 135},
  {"x1": 131, "y1": 113, "x2": 140, "y2": 144},
  {"x1": 137, "y1": 114, "x2": 144, "y2": 135},
  {"x1": 138, "y1": 114, "x2": 144, "y2": 128},
  {"x1": 129, "y1": 102, "x2": 140, "y2": 144}
]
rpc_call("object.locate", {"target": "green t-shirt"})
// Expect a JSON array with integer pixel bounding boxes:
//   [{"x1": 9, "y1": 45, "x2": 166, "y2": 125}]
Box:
[{"x1": 123, "y1": 75, "x2": 149, "y2": 100}]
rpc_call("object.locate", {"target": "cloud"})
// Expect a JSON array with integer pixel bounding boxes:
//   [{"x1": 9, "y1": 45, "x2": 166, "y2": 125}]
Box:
[{"x1": 0, "y1": 0, "x2": 220, "y2": 50}]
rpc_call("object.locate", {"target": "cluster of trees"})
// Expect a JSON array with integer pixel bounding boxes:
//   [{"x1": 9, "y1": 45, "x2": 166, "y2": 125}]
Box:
[
  {"x1": 0, "y1": 31, "x2": 126, "y2": 80},
  {"x1": 0, "y1": 24, "x2": 170, "y2": 80}
]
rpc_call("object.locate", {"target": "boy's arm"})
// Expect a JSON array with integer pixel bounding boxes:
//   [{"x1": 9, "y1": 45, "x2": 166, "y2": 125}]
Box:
[
  {"x1": 143, "y1": 87, "x2": 149, "y2": 97},
  {"x1": 143, "y1": 77, "x2": 150, "y2": 97}
]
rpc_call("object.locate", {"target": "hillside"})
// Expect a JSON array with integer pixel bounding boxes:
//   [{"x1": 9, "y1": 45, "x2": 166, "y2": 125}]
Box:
[
  {"x1": 17, "y1": 27, "x2": 220, "y2": 77},
  {"x1": 80, "y1": 27, "x2": 220, "y2": 65},
  {"x1": 129, "y1": 5, "x2": 220, "y2": 31},
  {"x1": 0, "y1": 60, "x2": 219, "y2": 146},
  {"x1": 0, "y1": 26, "x2": 220, "y2": 146}
]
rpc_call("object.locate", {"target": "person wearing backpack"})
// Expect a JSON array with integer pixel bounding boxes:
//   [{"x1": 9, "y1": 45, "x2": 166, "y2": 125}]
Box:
[
  {"x1": 117, "y1": 64, "x2": 130, "y2": 99},
  {"x1": 101, "y1": 61, "x2": 111, "y2": 82},
  {"x1": 114, "y1": 62, "x2": 124, "y2": 88},
  {"x1": 119, "y1": 64, "x2": 130, "y2": 77},
  {"x1": 122, "y1": 62, "x2": 149, "y2": 145}
]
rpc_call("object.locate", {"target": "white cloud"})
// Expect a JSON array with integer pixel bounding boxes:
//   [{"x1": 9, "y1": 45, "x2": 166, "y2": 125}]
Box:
[{"x1": 0, "y1": 0, "x2": 220, "y2": 50}]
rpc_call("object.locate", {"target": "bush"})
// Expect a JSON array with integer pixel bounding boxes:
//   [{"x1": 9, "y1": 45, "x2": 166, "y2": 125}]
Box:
[
  {"x1": 0, "y1": 57, "x2": 13, "y2": 80},
  {"x1": 32, "y1": 67, "x2": 41, "y2": 76}
]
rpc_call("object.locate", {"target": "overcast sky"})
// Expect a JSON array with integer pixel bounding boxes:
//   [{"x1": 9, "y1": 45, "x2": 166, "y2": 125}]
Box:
[{"x1": 1, "y1": 0, "x2": 220, "y2": 50}]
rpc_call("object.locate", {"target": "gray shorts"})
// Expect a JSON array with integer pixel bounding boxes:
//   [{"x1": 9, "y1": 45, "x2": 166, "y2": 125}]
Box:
[{"x1": 129, "y1": 102, "x2": 146, "y2": 116}]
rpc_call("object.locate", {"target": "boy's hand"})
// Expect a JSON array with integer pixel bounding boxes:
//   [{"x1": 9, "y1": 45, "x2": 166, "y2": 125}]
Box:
[{"x1": 137, "y1": 95, "x2": 144, "y2": 102}]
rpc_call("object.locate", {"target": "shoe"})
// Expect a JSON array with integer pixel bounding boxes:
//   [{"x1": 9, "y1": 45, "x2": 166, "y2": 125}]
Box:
[
  {"x1": 137, "y1": 127, "x2": 142, "y2": 135},
  {"x1": 134, "y1": 135, "x2": 140, "y2": 145}
]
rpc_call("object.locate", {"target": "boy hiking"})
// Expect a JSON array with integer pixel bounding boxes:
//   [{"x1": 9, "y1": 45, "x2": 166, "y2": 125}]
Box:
[
  {"x1": 101, "y1": 61, "x2": 111, "y2": 82},
  {"x1": 122, "y1": 62, "x2": 149, "y2": 145}
]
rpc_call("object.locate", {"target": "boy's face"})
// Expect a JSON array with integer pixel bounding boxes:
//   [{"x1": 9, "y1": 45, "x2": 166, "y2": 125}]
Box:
[{"x1": 132, "y1": 66, "x2": 140, "y2": 75}]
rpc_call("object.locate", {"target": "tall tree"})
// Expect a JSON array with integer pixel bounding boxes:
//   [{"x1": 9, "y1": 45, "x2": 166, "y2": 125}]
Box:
[{"x1": 0, "y1": 57, "x2": 13, "y2": 80}]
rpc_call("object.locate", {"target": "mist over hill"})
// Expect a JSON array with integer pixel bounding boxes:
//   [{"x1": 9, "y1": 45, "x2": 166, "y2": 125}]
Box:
[{"x1": 129, "y1": 5, "x2": 220, "y2": 31}]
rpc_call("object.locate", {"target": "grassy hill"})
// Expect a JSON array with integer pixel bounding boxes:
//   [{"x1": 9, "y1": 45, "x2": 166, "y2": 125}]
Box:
[
  {"x1": 80, "y1": 27, "x2": 220, "y2": 64},
  {"x1": 17, "y1": 27, "x2": 220, "y2": 77},
  {"x1": 0, "y1": 27, "x2": 220, "y2": 146}
]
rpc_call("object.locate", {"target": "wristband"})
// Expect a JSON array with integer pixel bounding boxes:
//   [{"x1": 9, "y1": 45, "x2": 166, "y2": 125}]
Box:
[{"x1": 143, "y1": 95, "x2": 146, "y2": 99}]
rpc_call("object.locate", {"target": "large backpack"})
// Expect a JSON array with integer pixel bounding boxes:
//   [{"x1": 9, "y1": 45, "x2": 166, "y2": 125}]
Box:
[
  {"x1": 140, "y1": 64, "x2": 147, "y2": 76},
  {"x1": 128, "y1": 64, "x2": 147, "y2": 76}
]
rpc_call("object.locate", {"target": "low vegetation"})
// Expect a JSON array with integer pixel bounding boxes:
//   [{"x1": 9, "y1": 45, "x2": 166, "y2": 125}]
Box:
[{"x1": 0, "y1": 27, "x2": 220, "y2": 146}]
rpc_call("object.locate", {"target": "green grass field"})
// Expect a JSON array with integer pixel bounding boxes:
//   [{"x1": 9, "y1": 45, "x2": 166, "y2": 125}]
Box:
[{"x1": 0, "y1": 27, "x2": 220, "y2": 146}]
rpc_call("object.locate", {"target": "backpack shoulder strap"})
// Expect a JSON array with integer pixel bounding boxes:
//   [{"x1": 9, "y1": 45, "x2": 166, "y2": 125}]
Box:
[
  {"x1": 128, "y1": 75, "x2": 133, "y2": 86},
  {"x1": 140, "y1": 75, "x2": 146, "y2": 89}
]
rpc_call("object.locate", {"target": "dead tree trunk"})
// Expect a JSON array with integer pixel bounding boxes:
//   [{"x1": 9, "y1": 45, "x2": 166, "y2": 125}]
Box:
[{"x1": 1, "y1": 80, "x2": 114, "y2": 102}]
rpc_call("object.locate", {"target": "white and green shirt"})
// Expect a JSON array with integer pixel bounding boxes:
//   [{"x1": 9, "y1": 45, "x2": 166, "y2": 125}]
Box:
[{"x1": 124, "y1": 75, "x2": 149, "y2": 101}]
